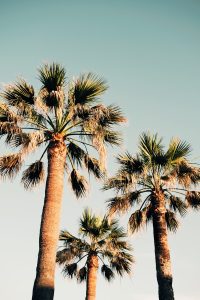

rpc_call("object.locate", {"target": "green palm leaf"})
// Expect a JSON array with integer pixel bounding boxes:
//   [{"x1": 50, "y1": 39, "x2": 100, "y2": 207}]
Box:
[
  {"x1": 70, "y1": 73, "x2": 107, "y2": 106},
  {"x1": 2, "y1": 79, "x2": 35, "y2": 106}
]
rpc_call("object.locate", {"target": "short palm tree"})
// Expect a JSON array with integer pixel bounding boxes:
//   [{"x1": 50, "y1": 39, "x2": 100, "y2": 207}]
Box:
[
  {"x1": 0, "y1": 63, "x2": 125, "y2": 300},
  {"x1": 104, "y1": 132, "x2": 200, "y2": 300},
  {"x1": 56, "y1": 208, "x2": 134, "y2": 300}
]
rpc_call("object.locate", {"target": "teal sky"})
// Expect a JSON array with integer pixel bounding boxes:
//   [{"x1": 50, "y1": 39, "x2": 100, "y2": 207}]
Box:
[{"x1": 0, "y1": 1, "x2": 200, "y2": 299}]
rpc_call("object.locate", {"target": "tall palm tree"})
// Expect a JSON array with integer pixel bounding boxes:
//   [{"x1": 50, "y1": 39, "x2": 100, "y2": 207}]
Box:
[
  {"x1": 0, "y1": 63, "x2": 125, "y2": 300},
  {"x1": 56, "y1": 208, "x2": 134, "y2": 300},
  {"x1": 104, "y1": 132, "x2": 200, "y2": 300}
]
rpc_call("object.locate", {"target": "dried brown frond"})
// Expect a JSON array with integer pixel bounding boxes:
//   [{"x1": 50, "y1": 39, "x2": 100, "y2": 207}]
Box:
[
  {"x1": 84, "y1": 155, "x2": 104, "y2": 179},
  {"x1": 186, "y1": 191, "x2": 200, "y2": 210},
  {"x1": 0, "y1": 153, "x2": 22, "y2": 178}
]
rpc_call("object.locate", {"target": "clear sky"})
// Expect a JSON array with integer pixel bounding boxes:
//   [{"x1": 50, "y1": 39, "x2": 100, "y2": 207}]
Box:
[{"x1": 0, "y1": 0, "x2": 200, "y2": 299}]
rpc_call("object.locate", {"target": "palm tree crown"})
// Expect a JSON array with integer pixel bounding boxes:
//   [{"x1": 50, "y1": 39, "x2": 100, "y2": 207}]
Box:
[
  {"x1": 105, "y1": 132, "x2": 200, "y2": 232},
  {"x1": 0, "y1": 63, "x2": 125, "y2": 300},
  {"x1": 104, "y1": 132, "x2": 200, "y2": 300},
  {"x1": 56, "y1": 208, "x2": 134, "y2": 282},
  {"x1": 0, "y1": 63, "x2": 125, "y2": 193}
]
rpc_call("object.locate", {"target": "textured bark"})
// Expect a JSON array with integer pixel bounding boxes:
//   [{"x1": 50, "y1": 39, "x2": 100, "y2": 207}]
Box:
[
  {"x1": 152, "y1": 191, "x2": 175, "y2": 300},
  {"x1": 85, "y1": 254, "x2": 99, "y2": 300},
  {"x1": 32, "y1": 140, "x2": 66, "y2": 300}
]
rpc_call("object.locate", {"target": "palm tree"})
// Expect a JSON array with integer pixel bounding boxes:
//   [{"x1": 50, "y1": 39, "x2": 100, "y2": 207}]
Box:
[
  {"x1": 56, "y1": 208, "x2": 134, "y2": 300},
  {"x1": 104, "y1": 132, "x2": 200, "y2": 300},
  {"x1": 0, "y1": 63, "x2": 125, "y2": 300}
]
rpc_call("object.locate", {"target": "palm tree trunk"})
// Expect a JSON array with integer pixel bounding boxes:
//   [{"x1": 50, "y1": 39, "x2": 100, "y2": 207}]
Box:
[
  {"x1": 32, "y1": 140, "x2": 66, "y2": 300},
  {"x1": 152, "y1": 191, "x2": 175, "y2": 300},
  {"x1": 85, "y1": 254, "x2": 99, "y2": 300}
]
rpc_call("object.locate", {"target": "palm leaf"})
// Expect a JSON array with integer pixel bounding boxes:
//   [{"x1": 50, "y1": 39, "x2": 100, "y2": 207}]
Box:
[
  {"x1": 0, "y1": 122, "x2": 21, "y2": 138},
  {"x1": 77, "y1": 266, "x2": 87, "y2": 282},
  {"x1": 107, "y1": 192, "x2": 140, "y2": 216},
  {"x1": 62, "y1": 263, "x2": 77, "y2": 278},
  {"x1": 2, "y1": 79, "x2": 35, "y2": 106},
  {"x1": 169, "y1": 195, "x2": 187, "y2": 216},
  {"x1": 70, "y1": 73, "x2": 107, "y2": 106},
  {"x1": 128, "y1": 209, "x2": 146, "y2": 233},
  {"x1": 102, "y1": 130, "x2": 122, "y2": 146},
  {"x1": 84, "y1": 155, "x2": 104, "y2": 179},
  {"x1": 91, "y1": 104, "x2": 126, "y2": 128},
  {"x1": 186, "y1": 191, "x2": 200, "y2": 210},
  {"x1": 117, "y1": 152, "x2": 145, "y2": 175},
  {"x1": 110, "y1": 255, "x2": 132, "y2": 276},
  {"x1": 69, "y1": 169, "x2": 88, "y2": 198},
  {"x1": 166, "y1": 138, "x2": 191, "y2": 163},
  {"x1": 101, "y1": 264, "x2": 115, "y2": 281},
  {"x1": 67, "y1": 142, "x2": 86, "y2": 167},
  {"x1": 39, "y1": 63, "x2": 66, "y2": 91},
  {"x1": 56, "y1": 249, "x2": 77, "y2": 265},
  {"x1": 165, "y1": 210, "x2": 179, "y2": 232},
  {"x1": 175, "y1": 160, "x2": 200, "y2": 187},
  {"x1": 103, "y1": 173, "x2": 133, "y2": 193},
  {"x1": 21, "y1": 161, "x2": 45, "y2": 189},
  {"x1": 0, "y1": 153, "x2": 22, "y2": 178},
  {"x1": 38, "y1": 63, "x2": 66, "y2": 108}
]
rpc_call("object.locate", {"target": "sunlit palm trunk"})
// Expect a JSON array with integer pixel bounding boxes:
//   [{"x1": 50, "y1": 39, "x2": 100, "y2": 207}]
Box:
[
  {"x1": 32, "y1": 140, "x2": 66, "y2": 300},
  {"x1": 85, "y1": 254, "x2": 99, "y2": 300},
  {"x1": 152, "y1": 191, "x2": 175, "y2": 300}
]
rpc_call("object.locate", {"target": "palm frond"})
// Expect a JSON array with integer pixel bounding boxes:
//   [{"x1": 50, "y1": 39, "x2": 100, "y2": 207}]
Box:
[
  {"x1": 91, "y1": 104, "x2": 126, "y2": 128},
  {"x1": 117, "y1": 152, "x2": 145, "y2": 175},
  {"x1": 166, "y1": 138, "x2": 191, "y2": 163},
  {"x1": 165, "y1": 210, "x2": 179, "y2": 232},
  {"x1": 62, "y1": 263, "x2": 77, "y2": 278},
  {"x1": 70, "y1": 73, "x2": 107, "y2": 106},
  {"x1": 21, "y1": 161, "x2": 45, "y2": 189},
  {"x1": 38, "y1": 63, "x2": 66, "y2": 108},
  {"x1": 107, "y1": 192, "x2": 140, "y2": 216},
  {"x1": 0, "y1": 103, "x2": 21, "y2": 123},
  {"x1": 139, "y1": 132, "x2": 163, "y2": 164},
  {"x1": 67, "y1": 142, "x2": 86, "y2": 167},
  {"x1": 174, "y1": 160, "x2": 200, "y2": 187},
  {"x1": 39, "y1": 63, "x2": 66, "y2": 91},
  {"x1": 168, "y1": 195, "x2": 187, "y2": 216},
  {"x1": 128, "y1": 209, "x2": 146, "y2": 233},
  {"x1": 0, "y1": 122, "x2": 22, "y2": 138},
  {"x1": 84, "y1": 155, "x2": 104, "y2": 179},
  {"x1": 1, "y1": 79, "x2": 35, "y2": 106},
  {"x1": 79, "y1": 208, "x2": 104, "y2": 239},
  {"x1": 77, "y1": 266, "x2": 87, "y2": 282},
  {"x1": 103, "y1": 173, "x2": 133, "y2": 193},
  {"x1": 0, "y1": 153, "x2": 22, "y2": 178},
  {"x1": 69, "y1": 169, "x2": 88, "y2": 198},
  {"x1": 186, "y1": 191, "x2": 200, "y2": 210},
  {"x1": 101, "y1": 264, "x2": 115, "y2": 281},
  {"x1": 102, "y1": 130, "x2": 122, "y2": 146},
  {"x1": 110, "y1": 255, "x2": 132, "y2": 276},
  {"x1": 56, "y1": 249, "x2": 77, "y2": 265}
]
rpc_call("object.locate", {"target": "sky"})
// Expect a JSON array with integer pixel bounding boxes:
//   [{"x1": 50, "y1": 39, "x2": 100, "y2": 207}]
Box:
[{"x1": 0, "y1": 0, "x2": 200, "y2": 299}]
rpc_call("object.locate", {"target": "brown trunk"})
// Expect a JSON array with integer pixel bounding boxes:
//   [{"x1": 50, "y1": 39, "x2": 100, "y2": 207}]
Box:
[
  {"x1": 152, "y1": 191, "x2": 175, "y2": 300},
  {"x1": 32, "y1": 140, "x2": 66, "y2": 300},
  {"x1": 85, "y1": 254, "x2": 99, "y2": 300}
]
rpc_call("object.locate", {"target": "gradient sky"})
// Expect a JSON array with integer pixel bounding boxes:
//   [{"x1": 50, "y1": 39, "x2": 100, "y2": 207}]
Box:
[{"x1": 0, "y1": 1, "x2": 200, "y2": 299}]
